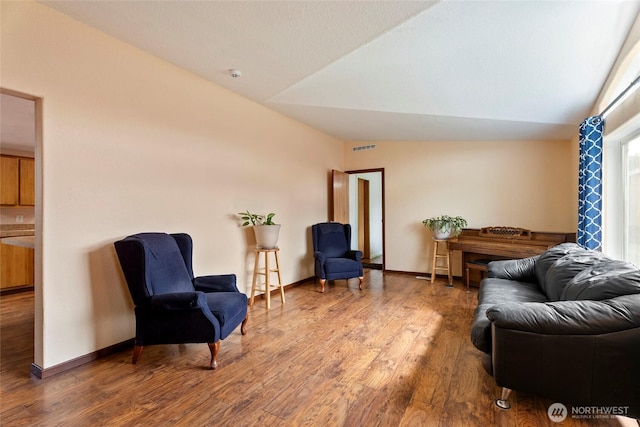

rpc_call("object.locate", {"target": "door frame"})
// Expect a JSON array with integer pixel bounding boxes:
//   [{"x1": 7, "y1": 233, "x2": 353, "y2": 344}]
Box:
[
  {"x1": 357, "y1": 178, "x2": 370, "y2": 259},
  {"x1": 0, "y1": 88, "x2": 43, "y2": 370},
  {"x1": 346, "y1": 168, "x2": 385, "y2": 270}
]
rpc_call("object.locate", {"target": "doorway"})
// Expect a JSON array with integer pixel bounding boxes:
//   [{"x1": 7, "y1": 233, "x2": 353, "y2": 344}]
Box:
[
  {"x1": 347, "y1": 169, "x2": 384, "y2": 270},
  {"x1": 0, "y1": 88, "x2": 42, "y2": 370}
]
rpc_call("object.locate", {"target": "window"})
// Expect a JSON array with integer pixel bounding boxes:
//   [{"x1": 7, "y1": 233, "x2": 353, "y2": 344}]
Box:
[
  {"x1": 624, "y1": 136, "x2": 640, "y2": 265},
  {"x1": 601, "y1": 39, "x2": 639, "y2": 262}
]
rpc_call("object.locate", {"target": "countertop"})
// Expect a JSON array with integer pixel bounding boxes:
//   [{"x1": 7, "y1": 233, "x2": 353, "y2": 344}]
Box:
[
  {"x1": 1, "y1": 236, "x2": 35, "y2": 249},
  {"x1": 0, "y1": 224, "x2": 35, "y2": 238}
]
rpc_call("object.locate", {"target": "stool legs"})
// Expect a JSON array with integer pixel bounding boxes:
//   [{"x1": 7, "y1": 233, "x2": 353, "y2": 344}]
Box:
[
  {"x1": 274, "y1": 250, "x2": 285, "y2": 303},
  {"x1": 447, "y1": 248, "x2": 453, "y2": 286},
  {"x1": 430, "y1": 240, "x2": 439, "y2": 283},
  {"x1": 250, "y1": 252, "x2": 260, "y2": 307},
  {"x1": 431, "y1": 239, "x2": 452, "y2": 286},
  {"x1": 265, "y1": 252, "x2": 271, "y2": 309},
  {"x1": 250, "y1": 249, "x2": 284, "y2": 309}
]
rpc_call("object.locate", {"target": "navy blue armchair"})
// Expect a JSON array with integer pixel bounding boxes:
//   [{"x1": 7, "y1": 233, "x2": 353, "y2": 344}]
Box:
[
  {"x1": 114, "y1": 232, "x2": 248, "y2": 369},
  {"x1": 312, "y1": 222, "x2": 364, "y2": 293}
]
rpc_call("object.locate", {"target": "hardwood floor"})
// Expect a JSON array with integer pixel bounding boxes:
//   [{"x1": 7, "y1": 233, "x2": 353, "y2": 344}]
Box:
[
  {"x1": 362, "y1": 255, "x2": 383, "y2": 269},
  {"x1": 1, "y1": 270, "x2": 638, "y2": 426}
]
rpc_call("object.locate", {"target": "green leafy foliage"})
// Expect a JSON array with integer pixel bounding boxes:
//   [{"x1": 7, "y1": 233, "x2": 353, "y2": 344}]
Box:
[
  {"x1": 422, "y1": 215, "x2": 467, "y2": 236},
  {"x1": 238, "y1": 210, "x2": 277, "y2": 226}
]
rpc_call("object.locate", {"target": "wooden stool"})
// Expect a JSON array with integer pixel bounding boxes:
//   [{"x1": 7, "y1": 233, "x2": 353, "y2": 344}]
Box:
[
  {"x1": 465, "y1": 259, "x2": 491, "y2": 289},
  {"x1": 250, "y1": 248, "x2": 285, "y2": 310},
  {"x1": 431, "y1": 239, "x2": 452, "y2": 286}
]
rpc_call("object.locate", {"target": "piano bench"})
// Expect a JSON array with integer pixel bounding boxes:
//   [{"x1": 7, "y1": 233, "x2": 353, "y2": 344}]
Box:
[{"x1": 466, "y1": 259, "x2": 492, "y2": 289}]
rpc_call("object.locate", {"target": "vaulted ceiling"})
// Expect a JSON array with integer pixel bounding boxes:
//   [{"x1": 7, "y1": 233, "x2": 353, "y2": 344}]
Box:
[{"x1": 17, "y1": 1, "x2": 640, "y2": 142}]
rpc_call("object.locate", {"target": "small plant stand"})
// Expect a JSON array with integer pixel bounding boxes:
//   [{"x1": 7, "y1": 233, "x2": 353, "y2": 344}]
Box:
[
  {"x1": 431, "y1": 239, "x2": 453, "y2": 286},
  {"x1": 250, "y1": 248, "x2": 285, "y2": 309}
]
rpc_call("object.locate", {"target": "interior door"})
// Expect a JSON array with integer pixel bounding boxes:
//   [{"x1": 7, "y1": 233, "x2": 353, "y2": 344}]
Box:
[
  {"x1": 358, "y1": 178, "x2": 370, "y2": 259},
  {"x1": 331, "y1": 170, "x2": 349, "y2": 223}
]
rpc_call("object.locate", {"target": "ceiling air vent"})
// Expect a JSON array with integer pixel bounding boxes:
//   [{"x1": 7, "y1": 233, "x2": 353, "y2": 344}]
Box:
[{"x1": 352, "y1": 144, "x2": 376, "y2": 152}]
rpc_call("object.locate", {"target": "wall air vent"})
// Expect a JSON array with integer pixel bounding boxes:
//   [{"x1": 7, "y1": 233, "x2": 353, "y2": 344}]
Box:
[{"x1": 352, "y1": 144, "x2": 376, "y2": 152}]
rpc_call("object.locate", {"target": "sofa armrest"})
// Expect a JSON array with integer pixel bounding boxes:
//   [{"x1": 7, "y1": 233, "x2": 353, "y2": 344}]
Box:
[
  {"x1": 486, "y1": 294, "x2": 640, "y2": 335},
  {"x1": 149, "y1": 291, "x2": 207, "y2": 310},
  {"x1": 193, "y1": 274, "x2": 239, "y2": 293},
  {"x1": 488, "y1": 255, "x2": 538, "y2": 283}
]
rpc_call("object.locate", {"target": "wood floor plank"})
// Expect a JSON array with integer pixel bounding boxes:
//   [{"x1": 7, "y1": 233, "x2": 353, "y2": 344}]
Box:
[
  {"x1": 400, "y1": 398, "x2": 444, "y2": 427},
  {"x1": 1, "y1": 271, "x2": 638, "y2": 426}
]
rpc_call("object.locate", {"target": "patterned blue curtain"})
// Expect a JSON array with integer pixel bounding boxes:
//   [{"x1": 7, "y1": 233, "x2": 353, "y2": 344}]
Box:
[{"x1": 577, "y1": 115, "x2": 604, "y2": 250}]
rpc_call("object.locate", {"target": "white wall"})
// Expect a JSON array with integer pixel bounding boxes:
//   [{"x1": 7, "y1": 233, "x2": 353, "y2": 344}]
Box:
[
  {"x1": 1, "y1": 2, "x2": 344, "y2": 369},
  {"x1": 2, "y1": 0, "x2": 625, "y2": 372},
  {"x1": 344, "y1": 140, "x2": 576, "y2": 275}
]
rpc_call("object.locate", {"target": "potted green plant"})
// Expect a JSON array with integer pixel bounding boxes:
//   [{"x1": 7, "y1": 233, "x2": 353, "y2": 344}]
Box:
[
  {"x1": 422, "y1": 215, "x2": 467, "y2": 239},
  {"x1": 239, "y1": 210, "x2": 280, "y2": 249}
]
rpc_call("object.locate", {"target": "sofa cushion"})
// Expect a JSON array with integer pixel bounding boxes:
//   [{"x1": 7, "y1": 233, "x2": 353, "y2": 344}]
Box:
[
  {"x1": 534, "y1": 243, "x2": 601, "y2": 300},
  {"x1": 471, "y1": 278, "x2": 547, "y2": 353},
  {"x1": 543, "y1": 251, "x2": 609, "y2": 300},
  {"x1": 534, "y1": 243, "x2": 579, "y2": 285},
  {"x1": 561, "y1": 261, "x2": 640, "y2": 300}
]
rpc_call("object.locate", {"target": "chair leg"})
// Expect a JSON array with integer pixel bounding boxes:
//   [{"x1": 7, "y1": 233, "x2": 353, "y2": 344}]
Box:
[
  {"x1": 319, "y1": 278, "x2": 326, "y2": 293},
  {"x1": 241, "y1": 315, "x2": 248, "y2": 335},
  {"x1": 495, "y1": 387, "x2": 512, "y2": 410},
  {"x1": 208, "y1": 341, "x2": 221, "y2": 369},
  {"x1": 132, "y1": 345, "x2": 143, "y2": 364},
  {"x1": 358, "y1": 276, "x2": 364, "y2": 290}
]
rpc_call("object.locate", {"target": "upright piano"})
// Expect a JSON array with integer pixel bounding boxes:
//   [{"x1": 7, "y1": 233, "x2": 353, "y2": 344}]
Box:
[{"x1": 448, "y1": 226, "x2": 576, "y2": 287}]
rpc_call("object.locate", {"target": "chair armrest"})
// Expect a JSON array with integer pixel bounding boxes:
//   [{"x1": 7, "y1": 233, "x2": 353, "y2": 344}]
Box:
[
  {"x1": 193, "y1": 274, "x2": 239, "y2": 293},
  {"x1": 488, "y1": 255, "x2": 538, "y2": 283},
  {"x1": 348, "y1": 250, "x2": 362, "y2": 262},
  {"x1": 486, "y1": 295, "x2": 640, "y2": 335},
  {"x1": 149, "y1": 292, "x2": 207, "y2": 310},
  {"x1": 314, "y1": 251, "x2": 326, "y2": 263}
]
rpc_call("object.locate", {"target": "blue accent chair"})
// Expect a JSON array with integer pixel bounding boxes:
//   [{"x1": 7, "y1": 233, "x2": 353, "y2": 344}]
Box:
[
  {"x1": 312, "y1": 222, "x2": 364, "y2": 293},
  {"x1": 114, "y1": 232, "x2": 248, "y2": 369}
]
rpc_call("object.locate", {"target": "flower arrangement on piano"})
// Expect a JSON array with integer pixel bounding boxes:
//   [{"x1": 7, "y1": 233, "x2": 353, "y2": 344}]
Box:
[{"x1": 422, "y1": 215, "x2": 467, "y2": 239}]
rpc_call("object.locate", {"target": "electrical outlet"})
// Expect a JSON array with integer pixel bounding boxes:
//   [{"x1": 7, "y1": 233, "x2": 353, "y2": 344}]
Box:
[{"x1": 16, "y1": 215, "x2": 24, "y2": 223}]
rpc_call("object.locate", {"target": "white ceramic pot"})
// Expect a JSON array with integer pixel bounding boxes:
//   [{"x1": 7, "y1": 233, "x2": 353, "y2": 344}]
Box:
[
  {"x1": 253, "y1": 224, "x2": 281, "y2": 249},
  {"x1": 433, "y1": 223, "x2": 452, "y2": 240}
]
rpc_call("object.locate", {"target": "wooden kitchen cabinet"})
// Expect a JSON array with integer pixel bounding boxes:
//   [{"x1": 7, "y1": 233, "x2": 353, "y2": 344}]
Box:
[
  {"x1": 0, "y1": 242, "x2": 34, "y2": 289},
  {"x1": 1, "y1": 156, "x2": 19, "y2": 205},
  {"x1": 0, "y1": 155, "x2": 34, "y2": 206},
  {"x1": 19, "y1": 158, "x2": 35, "y2": 205}
]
